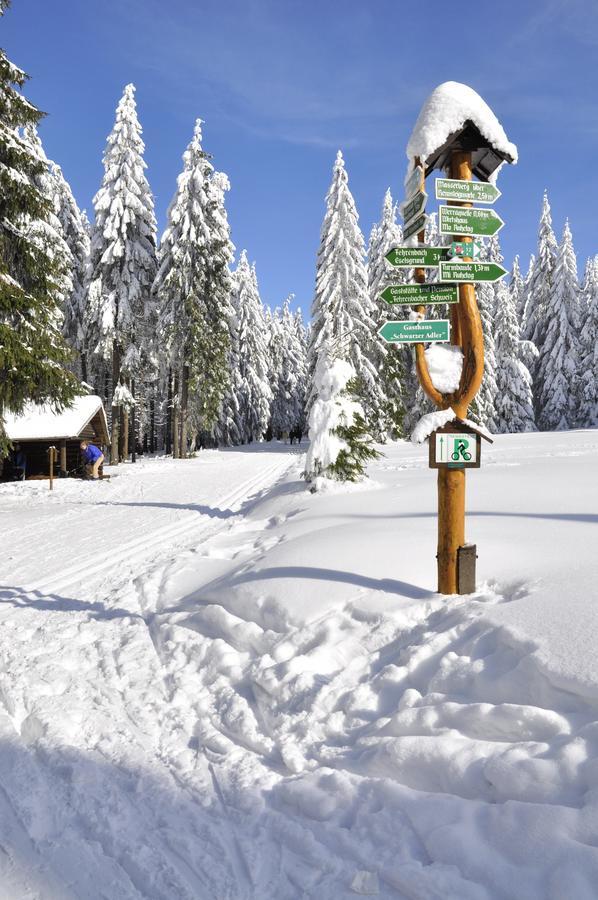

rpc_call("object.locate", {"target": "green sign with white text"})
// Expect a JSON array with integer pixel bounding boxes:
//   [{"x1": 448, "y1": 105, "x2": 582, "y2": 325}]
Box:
[
  {"x1": 439, "y1": 261, "x2": 508, "y2": 283},
  {"x1": 439, "y1": 206, "x2": 504, "y2": 237},
  {"x1": 385, "y1": 246, "x2": 450, "y2": 268},
  {"x1": 378, "y1": 319, "x2": 451, "y2": 344},
  {"x1": 403, "y1": 213, "x2": 427, "y2": 241},
  {"x1": 435, "y1": 178, "x2": 501, "y2": 204},
  {"x1": 379, "y1": 283, "x2": 458, "y2": 305},
  {"x1": 402, "y1": 191, "x2": 427, "y2": 224},
  {"x1": 405, "y1": 165, "x2": 424, "y2": 200}
]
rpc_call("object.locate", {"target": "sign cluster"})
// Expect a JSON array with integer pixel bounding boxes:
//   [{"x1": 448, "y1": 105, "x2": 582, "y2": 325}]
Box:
[{"x1": 377, "y1": 171, "x2": 507, "y2": 346}]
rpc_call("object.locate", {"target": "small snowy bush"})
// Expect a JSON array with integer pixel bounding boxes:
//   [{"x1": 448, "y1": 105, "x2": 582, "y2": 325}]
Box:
[{"x1": 304, "y1": 355, "x2": 380, "y2": 489}]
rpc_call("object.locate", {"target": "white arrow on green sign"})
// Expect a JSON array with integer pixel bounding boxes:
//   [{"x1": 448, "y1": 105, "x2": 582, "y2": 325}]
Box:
[
  {"x1": 385, "y1": 246, "x2": 450, "y2": 268},
  {"x1": 403, "y1": 213, "x2": 427, "y2": 241},
  {"x1": 402, "y1": 191, "x2": 427, "y2": 224},
  {"x1": 435, "y1": 178, "x2": 501, "y2": 204},
  {"x1": 439, "y1": 206, "x2": 504, "y2": 237},
  {"x1": 379, "y1": 283, "x2": 458, "y2": 305},
  {"x1": 405, "y1": 165, "x2": 424, "y2": 200},
  {"x1": 439, "y1": 261, "x2": 508, "y2": 283},
  {"x1": 378, "y1": 319, "x2": 451, "y2": 344}
]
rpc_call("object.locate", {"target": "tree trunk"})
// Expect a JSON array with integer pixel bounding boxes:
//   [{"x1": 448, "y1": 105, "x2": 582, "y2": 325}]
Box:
[
  {"x1": 131, "y1": 378, "x2": 137, "y2": 463},
  {"x1": 149, "y1": 394, "x2": 155, "y2": 454},
  {"x1": 165, "y1": 371, "x2": 172, "y2": 456},
  {"x1": 172, "y1": 371, "x2": 180, "y2": 459},
  {"x1": 180, "y1": 363, "x2": 189, "y2": 458},
  {"x1": 111, "y1": 342, "x2": 120, "y2": 464},
  {"x1": 120, "y1": 407, "x2": 128, "y2": 461}
]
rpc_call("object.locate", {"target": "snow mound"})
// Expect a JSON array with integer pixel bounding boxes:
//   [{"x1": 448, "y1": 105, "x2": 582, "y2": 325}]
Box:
[
  {"x1": 425, "y1": 344, "x2": 463, "y2": 393},
  {"x1": 406, "y1": 81, "x2": 518, "y2": 174}
]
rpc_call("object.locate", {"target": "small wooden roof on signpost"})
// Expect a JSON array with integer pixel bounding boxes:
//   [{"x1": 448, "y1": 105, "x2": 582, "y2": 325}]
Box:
[
  {"x1": 411, "y1": 407, "x2": 494, "y2": 444},
  {"x1": 405, "y1": 81, "x2": 517, "y2": 184}
]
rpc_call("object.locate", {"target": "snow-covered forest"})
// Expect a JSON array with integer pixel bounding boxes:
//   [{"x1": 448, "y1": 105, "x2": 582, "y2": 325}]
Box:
[{"x1": 2, "y1": 33, "x2": 597, "y2": 462}]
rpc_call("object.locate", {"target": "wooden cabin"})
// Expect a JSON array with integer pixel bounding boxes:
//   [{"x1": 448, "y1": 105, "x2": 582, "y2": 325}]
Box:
[{"x1": 2, "y1": 395, "x2": 109, "y2": 479}]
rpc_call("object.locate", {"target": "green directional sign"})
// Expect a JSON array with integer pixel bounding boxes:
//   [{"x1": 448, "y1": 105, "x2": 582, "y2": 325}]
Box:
[
  {"x1": 378, "y1": 319, "x2": 451, "y2": 344},
  {"x1": 450, "y1": 241, "x2": 482, "y2": 260},
  {"x1": 379, "y1": 283, "x2": 458, "y2": 305},
  {"x1": 403, "y1": 213, "x2": 427, "y2": 241},
  {"x1": 439, "y1": 261, "x2": 508, "y2": 283},
  {"x1": 435, "y1": 178, "x2": 501, "y2": 204},
  {"x1": 402, "y1": 191, "x2": 427, "y2": 224},
  {"x1": 439, "y1": 206, "x2": 504, "y2": 237},
  {"x1": 385, "y1": 246, "x2": 450, "y2": 268},
  {"x1": 405, "y1": 165, "x2": 424, "y2": 200}
]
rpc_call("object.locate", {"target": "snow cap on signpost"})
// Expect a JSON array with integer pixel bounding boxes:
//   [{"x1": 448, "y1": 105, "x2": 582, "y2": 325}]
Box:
[{"x1": 405, "y1": 81, "x2": 517, "y2": 183}]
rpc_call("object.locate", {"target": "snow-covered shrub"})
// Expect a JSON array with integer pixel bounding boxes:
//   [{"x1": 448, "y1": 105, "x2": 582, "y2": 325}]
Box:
[{"x1": 304, "y1": 354, "x2": 380, "y2": 489}]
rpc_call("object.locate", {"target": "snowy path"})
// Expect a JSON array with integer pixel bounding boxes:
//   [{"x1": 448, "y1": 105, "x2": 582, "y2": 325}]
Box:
[{"x1": 1, "y1": 433, "x2": 598, "y2": 898}]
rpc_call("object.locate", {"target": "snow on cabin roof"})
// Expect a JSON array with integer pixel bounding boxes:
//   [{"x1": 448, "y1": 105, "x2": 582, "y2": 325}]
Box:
[
  {"x1": 406, "y1": 81, "x2": 517, "y2": 180},
  {"x1": 4, "y1": 395, "x2": 108, "y2": 442}
]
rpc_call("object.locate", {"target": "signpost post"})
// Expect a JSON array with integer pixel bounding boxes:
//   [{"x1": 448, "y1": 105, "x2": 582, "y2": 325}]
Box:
[
  {"x1": 381, "y1": 86, "x2": 515, "y2": 596},
  {"x1": 379, "y1": 283, "x2": 458, "y2": 305}
]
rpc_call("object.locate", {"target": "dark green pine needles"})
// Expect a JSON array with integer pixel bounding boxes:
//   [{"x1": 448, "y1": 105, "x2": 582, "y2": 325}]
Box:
[{"x1": 0, "y1": 0, "x2": 77, "y2": 453}]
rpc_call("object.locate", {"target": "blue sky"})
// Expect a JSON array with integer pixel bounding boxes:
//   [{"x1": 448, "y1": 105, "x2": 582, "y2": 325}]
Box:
[{"x1": 3, "y1": 0, "x2": 598, "y2": 313}]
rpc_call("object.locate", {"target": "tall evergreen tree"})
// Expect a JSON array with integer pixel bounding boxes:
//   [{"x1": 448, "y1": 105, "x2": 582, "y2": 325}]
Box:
[
  {"x1": 494, "y1": 265, "x2": 536, "y2": 433},
  {"x1": 86, "y1": 84, "x2": 157, "y2": 461},
  {"x1": 50, "y1": 161, "x2": 90, "y2": 381},
  {"x1": 230, "y1": 252, "x2": 271, "y2": 443},
  {"x1": 577, "y1": 257, "x2": 598, "y2": 428},
  {"x1": 367, "y1": 189, "x2": 406, "y2": 438},
  {"x1": 470, "y1": 236, "x2": 499, "y2": 430},
  {"x1": 0, "y1": 4, "x2": 77, "y2": 453},
  {"x1": 307, "y1": 151, "x2": 384, "y2": 437},
  {"x1": 536, "y1": 221, "x2": 579, "y2": 431},
  {"x1": 523, "y1": 192, "x2": 558, "y2": 354},
  {"x1": 270, "y1": 296, "x2": 306, "y2": 437},
  {"x1": 154, "y1": 120, "x2": 234, "y2": 456}
]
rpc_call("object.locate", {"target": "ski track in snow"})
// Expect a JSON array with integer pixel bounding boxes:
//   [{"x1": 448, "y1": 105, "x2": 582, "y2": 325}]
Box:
[{"x1": 1, "y1": 434, "x2": 598, "y2": 898}]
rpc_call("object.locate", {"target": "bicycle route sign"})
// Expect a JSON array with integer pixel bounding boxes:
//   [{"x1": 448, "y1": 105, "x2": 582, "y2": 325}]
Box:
[{"x1": 429, "y1": 431, "x2": 481, "y2": 469}]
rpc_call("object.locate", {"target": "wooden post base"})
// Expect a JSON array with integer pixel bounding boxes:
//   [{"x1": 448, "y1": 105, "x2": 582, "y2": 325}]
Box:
[{"x1": 437, "y1": 467, "x2": 465, "y2": 594}]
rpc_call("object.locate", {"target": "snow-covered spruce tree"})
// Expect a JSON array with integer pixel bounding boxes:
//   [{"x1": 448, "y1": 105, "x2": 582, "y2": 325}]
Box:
[
  {"x1": 493, "y1": 270, "x2": 536, "y2": 433},
  {"x1": 367, "y1": 189, "x2": 406, "y2": 438},
  {"x1": 214, "y1": 298, "x2": 243, "y2": 448},
  {"x1": 304, "y1": 348, "x2": 380, "y2": 489},
  {"x1": 154, "y1": 120, "x2": 234, "y2": 456},
  {"x1": 307, "y1": 151, "x2": 384, "y2": 440},
  {"x1": 468, "y1": 236, "x2": 499, "y2": 430},
  {"x1": 536, "y1": 221, "x2": 580, "y2": 431},
  {"x1": 523, "y1": 192, "x2": 558, "y2": 357},
  {"x1": 293, "y1": 308, "x2": 308, "y2": 435},
  {"x1": 229, "y1": 252, "x2": 271, "y2": 443},
  {"x1": 576, "y1": 257, "x2": 598, "y2": 428},
  {"x1": 50, "y1": 161, "x2": 91, "y2": 381},
  {"x1": 0, "y1": 13, "x2": 77, "y2": 454},
  {"x1": 270, "y1": 296, "x2": 306, "y2": 438},
  {"x1": 86, "y1": 84, "x2": 157, "y2": 462}
]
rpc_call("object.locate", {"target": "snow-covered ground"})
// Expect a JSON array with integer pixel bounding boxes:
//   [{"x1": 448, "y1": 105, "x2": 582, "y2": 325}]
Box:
[{"x1": 1, "y1": 432, "x2": 597, "y2": 899}]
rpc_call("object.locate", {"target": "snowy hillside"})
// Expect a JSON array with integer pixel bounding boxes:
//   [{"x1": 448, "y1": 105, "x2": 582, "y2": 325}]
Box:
[{"x1": 1, "y1": 433, "x2": 597, "y2": 898}]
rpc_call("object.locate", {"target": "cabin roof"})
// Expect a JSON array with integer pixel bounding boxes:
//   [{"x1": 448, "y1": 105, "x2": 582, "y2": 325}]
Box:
[{"x1": 4, "y1": 395, "x2": 109, "y2": 443}]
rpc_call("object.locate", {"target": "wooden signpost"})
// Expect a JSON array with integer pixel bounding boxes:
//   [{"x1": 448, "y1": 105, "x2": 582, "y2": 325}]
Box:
[{"x1": 379, "y1": 94, "x2": 515, "y2": 594}]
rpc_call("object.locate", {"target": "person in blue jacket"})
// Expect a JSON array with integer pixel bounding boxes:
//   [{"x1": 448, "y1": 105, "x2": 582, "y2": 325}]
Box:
[{"x1": 80, "y1": 440, "x2": 104, "y2": 480}]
